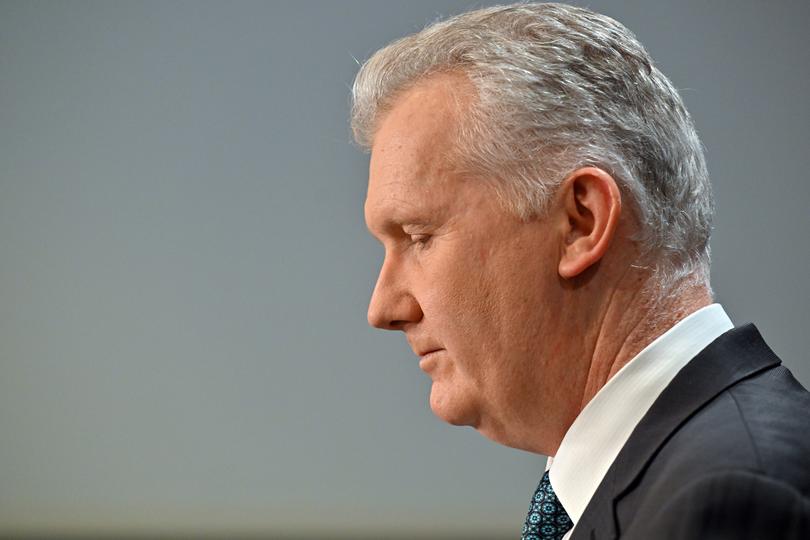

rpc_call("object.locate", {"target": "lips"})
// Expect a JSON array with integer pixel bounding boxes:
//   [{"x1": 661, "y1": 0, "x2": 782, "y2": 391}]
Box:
[
  {"x1": 408, "y1": 336, "x2": 443, "y2": 359},
  {"x1": 418, "y1": 349, "x2": 443, "y2": 372}
]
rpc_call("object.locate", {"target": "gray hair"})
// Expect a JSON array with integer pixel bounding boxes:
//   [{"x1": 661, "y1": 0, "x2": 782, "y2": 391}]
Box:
[{"x1": 351, "y1": 2, "x2": 713, "y2": 290}]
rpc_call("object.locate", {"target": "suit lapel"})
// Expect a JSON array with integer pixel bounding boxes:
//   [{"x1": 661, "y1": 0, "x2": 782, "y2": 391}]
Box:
[{"x1": 570, "y1": 324, "x2": 781, "y2": 540}]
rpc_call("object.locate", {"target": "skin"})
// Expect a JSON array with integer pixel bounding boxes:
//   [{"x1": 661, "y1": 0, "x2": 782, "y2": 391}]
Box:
[{"x1": 364, "y1": 72, "x2": 712, "y2": 456}]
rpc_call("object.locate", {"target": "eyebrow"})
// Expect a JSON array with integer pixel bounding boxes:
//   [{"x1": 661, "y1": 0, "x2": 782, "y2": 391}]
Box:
[
  {"x1": 365, "y1": 196, "x2": 443, "y2": 232},
  {"x1": 366, "y1": 215, "x2": 434, "y2": 239},
  {"x1": 364, "y1": 191, "x2": 448, "y2": 239}
]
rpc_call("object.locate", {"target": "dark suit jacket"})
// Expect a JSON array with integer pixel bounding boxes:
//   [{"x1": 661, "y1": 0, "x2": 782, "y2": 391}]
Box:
[{"x1": 570, "y1": 324, "x2": 810, "y2": 539}]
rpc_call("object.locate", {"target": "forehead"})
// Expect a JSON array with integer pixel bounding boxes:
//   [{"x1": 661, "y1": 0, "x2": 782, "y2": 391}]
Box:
[{"x1": 365, "y1": 73, "x2": 474, "y2": 227}]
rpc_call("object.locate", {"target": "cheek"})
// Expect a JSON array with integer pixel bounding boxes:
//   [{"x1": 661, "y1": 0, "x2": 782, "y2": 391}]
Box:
[
  {"x1": 460, "y1": 243, "x2": 556, "y2": 360},
  {"x1": 426, "y1": 251, "x2": 495, "y2": 327},
  {"x1": 415, "y1": 249, "x2": 497, "y2": 373},
  {"x1": 418, "y1": 231, "x2": 552, "y2": 370},
  {"x1": 419, "y1": 238, "x2": 489, "y2": 308}
]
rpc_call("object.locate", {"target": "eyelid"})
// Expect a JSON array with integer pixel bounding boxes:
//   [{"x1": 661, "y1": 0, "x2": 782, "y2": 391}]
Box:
[
  {"x1": 401, "y1": 223, "x2": 439, "y2": 248},
  {"x1": 406, "y1": 233, "x2": 433, "y2": 253},
  {"x1": 402, "y1": 221, "x2": 433, "y2": 232},
  {"x1": 402, "y1": 226, "x2": 432, "y2": 239}
]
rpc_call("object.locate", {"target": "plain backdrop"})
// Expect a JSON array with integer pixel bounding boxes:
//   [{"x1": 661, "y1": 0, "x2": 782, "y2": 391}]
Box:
[{"x1": 1, "y1": 1, "x2": 808, "y2": 537}]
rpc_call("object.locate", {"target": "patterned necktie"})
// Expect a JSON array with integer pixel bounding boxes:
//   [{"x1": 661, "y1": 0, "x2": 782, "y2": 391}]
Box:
[{"x1": 521, "y1": 470, "x2": 573, "y2": 540}]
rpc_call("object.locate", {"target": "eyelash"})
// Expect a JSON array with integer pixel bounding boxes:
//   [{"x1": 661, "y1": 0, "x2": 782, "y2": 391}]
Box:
[{"x1": 408, "y1": 234, "x2": 432, "y2": 249}]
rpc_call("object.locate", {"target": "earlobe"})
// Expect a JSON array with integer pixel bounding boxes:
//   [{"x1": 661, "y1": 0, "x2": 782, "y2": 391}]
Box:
[{"x1": 557, "y1": 167, "x2": 622, "y2": 279}]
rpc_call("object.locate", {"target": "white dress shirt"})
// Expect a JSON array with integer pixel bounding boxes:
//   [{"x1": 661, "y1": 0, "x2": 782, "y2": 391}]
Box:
[{"x1": 546, "y1": 304, "x2": 734, "y2": 540}]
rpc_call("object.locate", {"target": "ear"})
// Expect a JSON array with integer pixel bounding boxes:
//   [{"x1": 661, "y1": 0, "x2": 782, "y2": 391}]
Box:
[{"x1": 557, "y1": 167, "x2": 622, "y2": 279}]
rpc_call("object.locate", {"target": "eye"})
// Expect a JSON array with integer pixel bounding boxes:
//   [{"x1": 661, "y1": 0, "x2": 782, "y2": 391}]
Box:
[{"x1": 408, "y1": 233, "x2": 432, "y2": 249}]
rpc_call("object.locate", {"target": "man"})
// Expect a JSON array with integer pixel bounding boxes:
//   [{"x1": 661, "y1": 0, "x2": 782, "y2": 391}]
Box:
[{"x1": 352, "y1": 3, "x2": 810, "y2": 539}]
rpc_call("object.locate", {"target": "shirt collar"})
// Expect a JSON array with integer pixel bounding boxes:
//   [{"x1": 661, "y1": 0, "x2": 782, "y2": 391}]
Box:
[{"x1": 546, "y1": 303, "x2": 734, "y2": 525}]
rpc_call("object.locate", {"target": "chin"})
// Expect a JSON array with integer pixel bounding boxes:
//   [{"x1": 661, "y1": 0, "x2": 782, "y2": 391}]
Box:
[
  {"x1": 429, "y1": 384, "x2": 519, "y2": 449},
  {"x1": 428, "y1": 383, "x2": 479, "y2": 427}
]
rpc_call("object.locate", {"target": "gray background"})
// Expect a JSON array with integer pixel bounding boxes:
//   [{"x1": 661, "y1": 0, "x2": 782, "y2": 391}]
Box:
[{"x1": 1, "y1": 0, "x2": 808, "y2": 537}]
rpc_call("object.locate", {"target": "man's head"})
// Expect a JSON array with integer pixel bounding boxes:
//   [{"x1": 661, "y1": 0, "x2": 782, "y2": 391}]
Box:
[{"x1": 354, "y1": 3, "x2": 714, "y2": 453}]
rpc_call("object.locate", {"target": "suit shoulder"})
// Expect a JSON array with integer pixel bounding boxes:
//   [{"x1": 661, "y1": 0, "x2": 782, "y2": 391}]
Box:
[
  {"x1": 644, "y1": 363, "x2": 810, "y2": 495},
  {"x1": 627, "y1": 469, "x2": 810, "y2": 539},
  {"x1": 725, "y1": 364, "x2": 810, "y2": 493},
  {"x1": 619, "y1": 367, "x2": 810, "y2": 539}
]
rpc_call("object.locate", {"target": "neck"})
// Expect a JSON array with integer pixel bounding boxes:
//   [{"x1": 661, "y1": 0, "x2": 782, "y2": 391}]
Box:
[
  {"x1": 509, "y1": 261, "x2": 715, "y2": 457},
  {"x1": 576, "y1": 272, "x2": 713, "y2": 415}
]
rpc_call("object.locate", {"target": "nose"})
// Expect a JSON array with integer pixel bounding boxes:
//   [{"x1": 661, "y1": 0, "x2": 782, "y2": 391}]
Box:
[{"x1": 367, "y1": 254, "x2": 423, "y2": 330}]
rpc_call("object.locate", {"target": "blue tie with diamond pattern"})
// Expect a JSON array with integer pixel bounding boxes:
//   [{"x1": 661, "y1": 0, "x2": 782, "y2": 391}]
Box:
[{"x1": 521, "y1": 470, "x2": 573, "y2": 540}]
